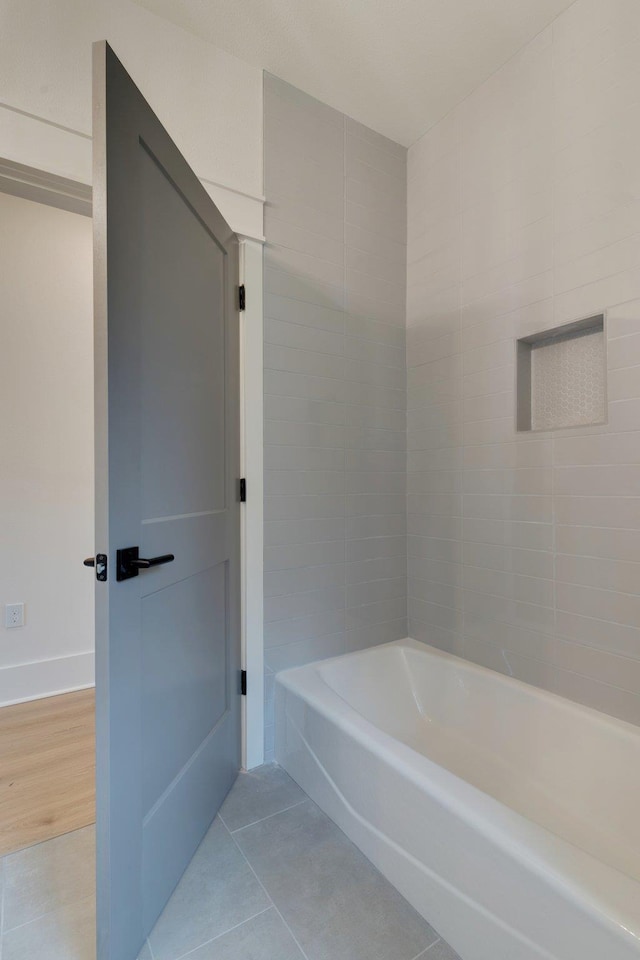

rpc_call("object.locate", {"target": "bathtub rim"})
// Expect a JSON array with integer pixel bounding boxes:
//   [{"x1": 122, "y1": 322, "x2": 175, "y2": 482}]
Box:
[{"x1": 275, "y1": 637, "x2": 640, "y2": 952}]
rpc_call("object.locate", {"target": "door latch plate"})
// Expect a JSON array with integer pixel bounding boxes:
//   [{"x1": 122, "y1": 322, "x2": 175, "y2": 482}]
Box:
[{"x1": 95, "y1": 554, "x2": 108, "y2": 582}]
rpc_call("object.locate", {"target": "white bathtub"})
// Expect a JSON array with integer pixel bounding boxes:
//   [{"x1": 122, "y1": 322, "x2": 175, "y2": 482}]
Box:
[{"x1": 275, "y1": 639, "x2": 640, "y2": 960}]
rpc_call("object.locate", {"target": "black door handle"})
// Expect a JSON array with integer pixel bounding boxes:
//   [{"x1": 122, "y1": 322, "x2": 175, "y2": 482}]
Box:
[
  {"x1": 116, "y1": 546, "x2": 175, "y2": 582},
  {"x1": 133, "y1": 554, "x2": 175, "y2": 569}
]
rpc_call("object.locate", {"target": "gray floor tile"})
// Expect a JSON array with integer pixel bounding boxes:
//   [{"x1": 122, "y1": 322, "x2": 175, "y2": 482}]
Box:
[
  {"x1": 421, "y1": 941, "x2": 462, "y2": 960},
  {"x1": 2, "y1": 895, "x2": 95, "y2": 960},
  {"x1": 148, "y1": 817, "x2": 270, "y2": 960},
  {"x1": 219, "y1": 764, "x2": 306, "y2": 832},
  {"x1": 235, "y1": 800, "x2": 438, "y2": 960},
  {"x1": 185, "y1": 906, "x2": 305, "y2": 959},
  {"x1": 3, "y1": 826, "x2": 95, "y2": 931}
]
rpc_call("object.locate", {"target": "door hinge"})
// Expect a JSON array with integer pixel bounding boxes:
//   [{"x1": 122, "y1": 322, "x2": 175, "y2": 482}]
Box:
[
  {"x1": 239, "y1": 478, "x2": 247, "y2": 502},
  {"x1": 238, "y1": 284, "x2": 246, "y2": 311},
  {"x1": 240, "y1": 669, "x2": 247, "y2": 696}
]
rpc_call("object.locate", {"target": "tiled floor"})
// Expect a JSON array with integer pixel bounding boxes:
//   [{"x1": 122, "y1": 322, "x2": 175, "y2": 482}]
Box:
[
  {"x1": 0, "y1": 824, "x2": 95, "y2": 960},
  {"x1": 0, "y1": 765, "x2": 462, "y2": 960},
  {"x1": 145, "y1": 765, "x2": 461, "y2": 960}
]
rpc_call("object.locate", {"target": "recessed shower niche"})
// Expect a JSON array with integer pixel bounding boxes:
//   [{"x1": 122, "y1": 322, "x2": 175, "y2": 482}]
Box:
[{"x1": 516, "y1": 314, "x2": 606, "y2": 432}]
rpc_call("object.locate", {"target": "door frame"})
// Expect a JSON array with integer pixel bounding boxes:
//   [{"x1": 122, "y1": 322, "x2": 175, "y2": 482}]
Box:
[
  {"x1": 0, "y1": 155, "x2": 265, "y2": 769},
  {"x1": 239, "y1": 237, "x2": 264, "y2": 769}
]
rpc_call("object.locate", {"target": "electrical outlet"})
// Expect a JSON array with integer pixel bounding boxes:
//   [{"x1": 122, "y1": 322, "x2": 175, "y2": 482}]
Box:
[{"x1": 5, "y1": 603, "x2": 25, "y2": 629}]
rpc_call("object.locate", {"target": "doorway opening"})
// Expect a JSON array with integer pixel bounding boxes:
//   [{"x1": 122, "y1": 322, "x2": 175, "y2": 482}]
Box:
[
  {"x1": 0, "y1": 177, "x2": 96, "y2": 955},
  {"x1": 0, "y1": 139, "x2": 261, "y2": 960}
]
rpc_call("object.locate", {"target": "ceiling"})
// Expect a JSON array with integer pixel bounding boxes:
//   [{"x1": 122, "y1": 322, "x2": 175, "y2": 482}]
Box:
[{"x1": 133, "y1": 0, "x2": 576, "y2": 146}]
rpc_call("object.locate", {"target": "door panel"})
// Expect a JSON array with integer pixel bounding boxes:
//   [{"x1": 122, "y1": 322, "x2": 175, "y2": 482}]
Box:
[
  {"x1": 93, "y1": 41, "x2": 241, "y2": 960},
  {"x1": 141, "y1": 564, "x2": 228, "y2": 809},
  {"x1": 138, "y1": 142, "x2": 226, "y2": 520}
]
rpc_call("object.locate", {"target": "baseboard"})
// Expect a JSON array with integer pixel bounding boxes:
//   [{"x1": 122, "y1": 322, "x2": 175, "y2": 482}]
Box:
[{"x1": 0, "y1": 651, "x2": 95, "y2": 707}]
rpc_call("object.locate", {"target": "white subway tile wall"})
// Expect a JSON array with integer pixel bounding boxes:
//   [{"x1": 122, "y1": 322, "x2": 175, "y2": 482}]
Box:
[
  {"x1": 263, "y1": 75, "x2": 408, "y2": 759},
  {"x1": 407, "y1": 0, "x2": 640, "y2": 727}
]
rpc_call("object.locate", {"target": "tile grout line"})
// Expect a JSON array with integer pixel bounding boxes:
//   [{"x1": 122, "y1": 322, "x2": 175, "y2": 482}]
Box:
[
  {"x1": 226, "y1": 799, "x2": 308, "y2": 835},
  {"x1": 411, "y1": 939, "x2": 442, "y2": 960},
  {"x1": 265, "y1": 328, "x2": 406, "y2": 371},
  {"x1": 221, "y1": 815, "x2": 313, "y2": 960},
  {"x1": 0, "y1": 890, "x2": 96, "y2": 937},
  {"x1": 170, "y1": 906, "x2": 274, "y2": 960},
  {"x1": 267, "y1": 232, "x2": 406, "y2": 277}
]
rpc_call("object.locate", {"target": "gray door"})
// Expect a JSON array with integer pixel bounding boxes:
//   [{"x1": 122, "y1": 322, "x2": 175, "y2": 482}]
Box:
[{"x1": 92, "y1": 41, "x2": 241, "y2": 960}]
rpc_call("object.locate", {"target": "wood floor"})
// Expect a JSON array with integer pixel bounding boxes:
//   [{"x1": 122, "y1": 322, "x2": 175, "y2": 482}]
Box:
[{"x1": 0, "y1": 688, "x2": 95, "y2": 857}]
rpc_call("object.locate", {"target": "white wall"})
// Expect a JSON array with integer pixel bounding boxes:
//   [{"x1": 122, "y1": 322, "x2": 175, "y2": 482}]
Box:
[
  {"x1": 0, "y1": 0, "x2": 265, "y2": 238},
  {"x1": 407, "y1": 0, "x2": 640, "y2": 726},
  {"x1": 0, "y1": 191, "x2": 94, "y2": 705}
]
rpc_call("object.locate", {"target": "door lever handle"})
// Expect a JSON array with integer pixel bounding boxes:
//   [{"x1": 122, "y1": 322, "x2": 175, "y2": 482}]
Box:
[
  {"x1": 116, "y1": 546, "x2": 174, "y2": 582},
  {"x1": 132, "y1": 554, "x2": 175, "y2": 569}
]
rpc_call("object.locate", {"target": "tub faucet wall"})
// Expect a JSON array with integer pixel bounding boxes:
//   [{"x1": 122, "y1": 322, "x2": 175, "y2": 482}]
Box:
[{"x1": 406, "y1": 0, "x2": 640, "y2": 727}]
